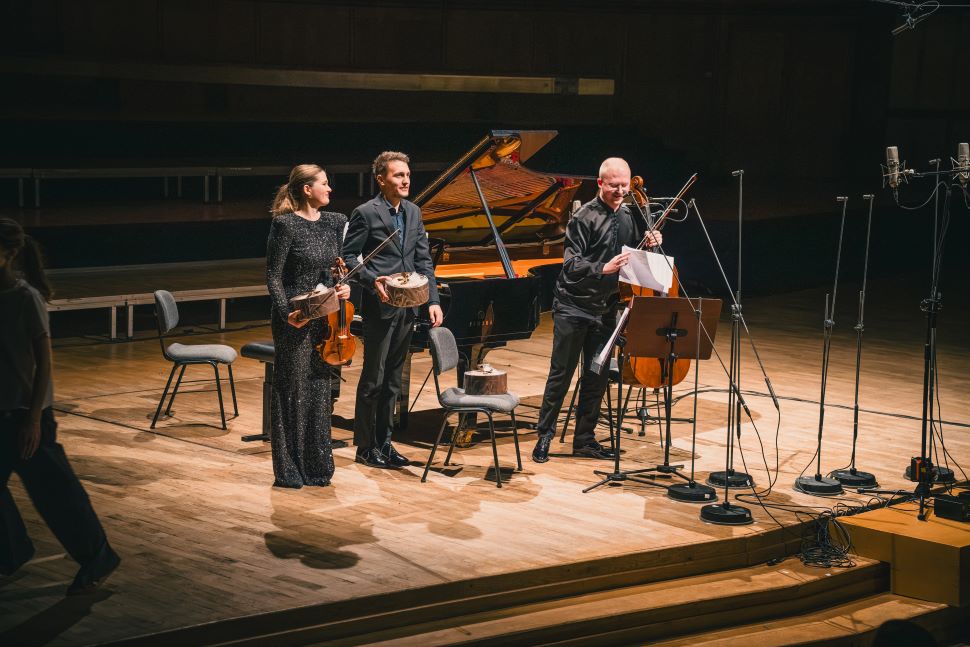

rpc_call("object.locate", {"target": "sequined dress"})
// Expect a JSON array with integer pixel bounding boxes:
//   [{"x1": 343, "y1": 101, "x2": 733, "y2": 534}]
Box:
[{"x1": 266, "y1": 211, "x2": 346, "y2": 488}]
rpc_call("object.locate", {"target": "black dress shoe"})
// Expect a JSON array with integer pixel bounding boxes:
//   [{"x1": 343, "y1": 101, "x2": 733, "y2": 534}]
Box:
[
  {"x1": 67, "y1": 544, "x2": 121, "y2": 596},
  {"x1": 532, "y1": 435, "x2": 552, "y2": 463},
  {"x1": 355, "y1": 448, "x2": 390, "y2": 468},
  {"x1": 573, "y1": 442, "x2": 616, "y2": 459},
  {"x1": 381, "y1": 443, "x2": 410, "y2": 468}
]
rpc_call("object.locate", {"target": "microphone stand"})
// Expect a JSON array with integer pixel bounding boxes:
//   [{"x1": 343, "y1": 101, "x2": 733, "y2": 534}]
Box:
[
  {"x1": 911, "y1": 160, "x2": 949, "y2": 519},
  {"x1": 689, "y1": 196, "x2": 781, "y2": 526},
  {"x1": 794, "y1": 197, "x2": 848, "y2": 496},
  {"x1": 709, "y1": 170, "x2": 754, "y2": 489},
  {"x1": 858, "y1": 159, "x2": 963, "y2": 510},
  {"x1": 830, "y1": 194, "x2": 878, "y2": 488}
]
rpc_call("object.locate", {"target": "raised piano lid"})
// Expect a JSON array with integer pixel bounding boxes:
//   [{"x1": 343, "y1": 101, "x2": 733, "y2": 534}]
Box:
[{"x1": 412, "y1": 130, "x2": 582, "y2": 248}]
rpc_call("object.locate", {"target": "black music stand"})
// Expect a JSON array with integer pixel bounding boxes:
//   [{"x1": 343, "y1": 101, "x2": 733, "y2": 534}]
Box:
[{"x1": 584, "y1": 296, "x2": 719, "y2": 495}]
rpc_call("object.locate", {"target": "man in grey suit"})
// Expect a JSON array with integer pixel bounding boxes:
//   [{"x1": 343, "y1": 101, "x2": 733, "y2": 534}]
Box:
[{"x1": 343, "y1": 151, "x2": 444, "y2": 469}]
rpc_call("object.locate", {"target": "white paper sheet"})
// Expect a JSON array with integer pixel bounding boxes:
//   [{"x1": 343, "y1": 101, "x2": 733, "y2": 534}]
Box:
[{"x1": 619, "y1": 246, "x2": 674, "y2": 294}]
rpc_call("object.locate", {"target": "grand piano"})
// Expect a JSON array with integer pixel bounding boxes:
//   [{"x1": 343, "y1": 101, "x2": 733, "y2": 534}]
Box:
[{"x1": 396, "y1": 129, "x2": 586, "y2": 428}]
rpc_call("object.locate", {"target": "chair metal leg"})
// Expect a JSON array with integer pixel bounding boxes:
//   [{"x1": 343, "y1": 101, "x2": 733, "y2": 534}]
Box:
[
  {"x1": 212, "y1": 363, "x2": 227, "y2": 430},
  {"x1": 510, "y1": 410, "x2": 522, "y2": 471},
  {"x1": 443, "y1": 421, "x2": 458, "y2": 467},
  {"x1": 151, "y1": 364, "x2": 178, "y2": 429},
  {"x1": 422, "y1": 413, "x2": 451, "y2": 483},
  {"x1": 227, "y1": 363, "x2": 239, "y2": 416},
  {"x1": 487, "y1": 412, "x2": 501, "y2": 488},
  {"x1": 165, "y1": 364, "x2": 187, "y2": 416}
]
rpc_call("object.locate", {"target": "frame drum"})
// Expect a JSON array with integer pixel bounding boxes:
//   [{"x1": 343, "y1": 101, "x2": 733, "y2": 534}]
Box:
[
  {"x1": 385, "y1": 272, "x2": 430, "y2": 308},
  {"x1": 289, "y1": 287, "x2": 339, "y2": 320}
]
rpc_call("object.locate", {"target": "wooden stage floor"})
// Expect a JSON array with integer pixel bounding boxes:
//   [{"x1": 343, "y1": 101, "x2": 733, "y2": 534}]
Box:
[{"x1": 2, "y1": 277, "x2": 968, "y2": 645}]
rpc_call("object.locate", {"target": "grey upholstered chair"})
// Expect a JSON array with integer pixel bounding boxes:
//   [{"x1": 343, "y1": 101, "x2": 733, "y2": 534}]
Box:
[
  {"x1": 151, "y1": 290, "x2": 238, "y2": 429},
  {"x1": 421, "y1": 327, "x2": 522, "y2": 488}
]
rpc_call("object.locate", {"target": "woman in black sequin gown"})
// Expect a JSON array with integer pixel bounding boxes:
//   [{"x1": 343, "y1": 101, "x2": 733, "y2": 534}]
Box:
[{"x1": 266, "y1": 165, "x2": 350, "y2": 488}]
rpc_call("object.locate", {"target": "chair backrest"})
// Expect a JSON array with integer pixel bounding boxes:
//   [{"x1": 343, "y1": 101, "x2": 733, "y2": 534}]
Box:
[
  {"x1": 154, "y1": 290, "x2": 179, "y2": 335},
  {"x1": 428, "y1": 327, "x2": 459, "y2": 376}
]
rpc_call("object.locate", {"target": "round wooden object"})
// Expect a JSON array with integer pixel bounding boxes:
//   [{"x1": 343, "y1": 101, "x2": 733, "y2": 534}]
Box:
[
  {"x1": 463, "y1": 369, "x2": 508, "y2": 395},
  {"x1": 385, "y1": 272, "x2": 429, "y2": 308},
  {"x1": 289, "y1": 287, "x2": 339, "y2": 319}
]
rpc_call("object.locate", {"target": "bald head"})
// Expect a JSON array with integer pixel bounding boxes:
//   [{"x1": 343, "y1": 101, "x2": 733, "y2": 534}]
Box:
[
  {"x1": 598, "y1": 157, "x2": 630, "y2": 179},
  {"x1": 597, "y1": 157, "x2": 631, "y2": 210}
]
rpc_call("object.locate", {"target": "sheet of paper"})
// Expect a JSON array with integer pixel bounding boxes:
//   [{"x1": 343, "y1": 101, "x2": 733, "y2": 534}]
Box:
[{"x1": 619, "y1": 246, "x2": 674, "y2": 293}]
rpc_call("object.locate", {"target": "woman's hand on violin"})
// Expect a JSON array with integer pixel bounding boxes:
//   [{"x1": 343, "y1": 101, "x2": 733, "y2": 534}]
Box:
[
  {"x1": 336, "y1": 284, "x2": 351, "y2": 300},
  {"x1": 287, "y1": 310, "x2": 309, "y2": 328},
  {"x1": 643, "y1": 231, "x2": 663, "y2": 248},
  {"x1": 602, "y1": 252, "x2": 630, "y2": 275}
]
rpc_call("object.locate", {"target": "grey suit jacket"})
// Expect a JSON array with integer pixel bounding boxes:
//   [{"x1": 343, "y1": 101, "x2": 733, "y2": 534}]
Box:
[{"x1": 342, "y1": 195, "x2": 440, "y2": 319}]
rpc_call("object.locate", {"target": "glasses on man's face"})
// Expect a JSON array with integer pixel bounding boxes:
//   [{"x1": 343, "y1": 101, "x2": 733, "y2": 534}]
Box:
[{"x1": 601, "y1": 182, "x2": 628, "y2": 191}]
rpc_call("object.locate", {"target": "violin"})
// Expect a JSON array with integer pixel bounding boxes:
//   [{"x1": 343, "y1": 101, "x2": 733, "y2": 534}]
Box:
[
  {"x1": 317, "y1": 258, "x2": 356, "y2": 366},
  {"x1": 619, "y1": 175, "x2": 695, "y2": 390}
]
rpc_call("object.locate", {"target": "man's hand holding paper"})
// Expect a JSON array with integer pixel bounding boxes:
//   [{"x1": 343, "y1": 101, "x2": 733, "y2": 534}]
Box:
[{"x1": 618, "y1": 245, "x2": 675, "y2": 294}]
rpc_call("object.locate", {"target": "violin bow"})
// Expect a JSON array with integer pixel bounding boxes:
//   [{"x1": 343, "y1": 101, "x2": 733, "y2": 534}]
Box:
[
  {"x1": 337, "y1": 230, "x2": 401, "y2": 286},
  {"x1": 636, "y1": 173, "x2": 698, "y2": 250}
]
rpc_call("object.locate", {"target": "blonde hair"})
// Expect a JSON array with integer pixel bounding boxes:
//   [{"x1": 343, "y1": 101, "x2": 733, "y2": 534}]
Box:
[
  {"x1": 372, "y1": 151, "x2": 410, "y2": 178},
  {"x1": 271, "y1": 164, "x2": 325, "y2": 217}
]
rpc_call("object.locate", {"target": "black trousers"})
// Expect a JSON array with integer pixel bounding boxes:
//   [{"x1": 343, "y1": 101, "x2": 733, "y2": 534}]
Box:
[
  {"x1": 353, "y1": 300, "x2": 415, "y2": 451},
  {"x1": 1, "y1": 408, "x2": 109, "y2": 574},
  {"x1": 536, "y1": 312, "x2": 615, "y2": 448}
]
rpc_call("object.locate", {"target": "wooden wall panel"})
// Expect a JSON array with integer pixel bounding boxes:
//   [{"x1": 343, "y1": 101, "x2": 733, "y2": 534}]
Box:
[
  {"x1": 161, "y1": 0, "x2": 257, "y2": 64},
  {"x1": 721, "y1": 23, "x2": 787, "y2": 177},
  {"x1": 3, "y1": 0, "x2": 967, "y2": 188},
  {"x1": 0, "y1": 0, "x2": 61, "y2": 54},
  {"x1": 60, "y1": 0, "x2": 161, "y2": 60},
  {"x1": 916, "y1": 20, "x2": 960, "y2": 110},
  {"x1": 352, "y1": 6, "x2": 443, "y2": 71},
  {"x1": 530, "y1": 10, "x2": 618, "y2": 78},
  {"x1": 255, "y1": 2, "x2": 351, "y2": 68},
  {"x1": 620, "y1": 13, "x2": 717, "y2": 170},
  {"x1": 781, "y1": 24, "x2": 853, "y2": 180},
  {"x1": 888, "y1": 26, "x2": 923, "y2": 111},
  {"x1": 443, "y1": 9, "x2": 534, "y2": 74}
]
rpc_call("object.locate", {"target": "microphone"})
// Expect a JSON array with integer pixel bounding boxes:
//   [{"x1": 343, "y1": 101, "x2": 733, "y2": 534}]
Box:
[
  {"x1": 886, "y1": 146, "x2": 900, "y2": 189},
  {"x1": 953, "y1": 142, "x2": 969, "y2": 186},
  {"x1": 571, "y1": 199, "x2": 581, "y2": 216}
]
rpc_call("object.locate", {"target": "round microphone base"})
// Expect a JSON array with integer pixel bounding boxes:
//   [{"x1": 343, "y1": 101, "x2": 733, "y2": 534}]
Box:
[
  {"x1": 707, "y1": 469, "x2": 754, "y2": 489},
  {"x1": 668, "y1": 482, "x2": 717, "y2": 503},
  {"x1": 700, "y1": 501, "x2": 753, "y2": 526},
  {"x1": 830, "y1": 468, "x2": 877, "y2": 488},
  {"x1": 794, "y1": 475, "x2": 844, "y2": 496}
]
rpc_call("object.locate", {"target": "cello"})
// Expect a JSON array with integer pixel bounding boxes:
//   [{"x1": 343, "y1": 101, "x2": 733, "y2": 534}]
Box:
[{"x1": 619, "y1": 174, "x2": 697, "y2": 390}]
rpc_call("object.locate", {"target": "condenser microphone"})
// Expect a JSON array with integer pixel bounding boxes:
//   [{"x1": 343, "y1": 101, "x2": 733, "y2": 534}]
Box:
[
  {"x1": 954, "y1": 142, "x2": 969, "y2": 186},
  {"x1": 886, "y1": 146, "x2": 900, "y2": 189}
]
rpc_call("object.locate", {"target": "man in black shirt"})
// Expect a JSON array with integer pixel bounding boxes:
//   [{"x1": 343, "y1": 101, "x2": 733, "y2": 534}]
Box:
[{"x1": 532, "y1": 157, "x2": 662, "y2": 463}]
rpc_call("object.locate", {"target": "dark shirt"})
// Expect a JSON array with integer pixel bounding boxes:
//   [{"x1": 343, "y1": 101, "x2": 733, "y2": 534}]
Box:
[
  {"x1": 383, "y1": 197, "x2": 405, "y2": 246},
  {"x1": 552, "y1": 196, "x2": 649, "y2": 320}
]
